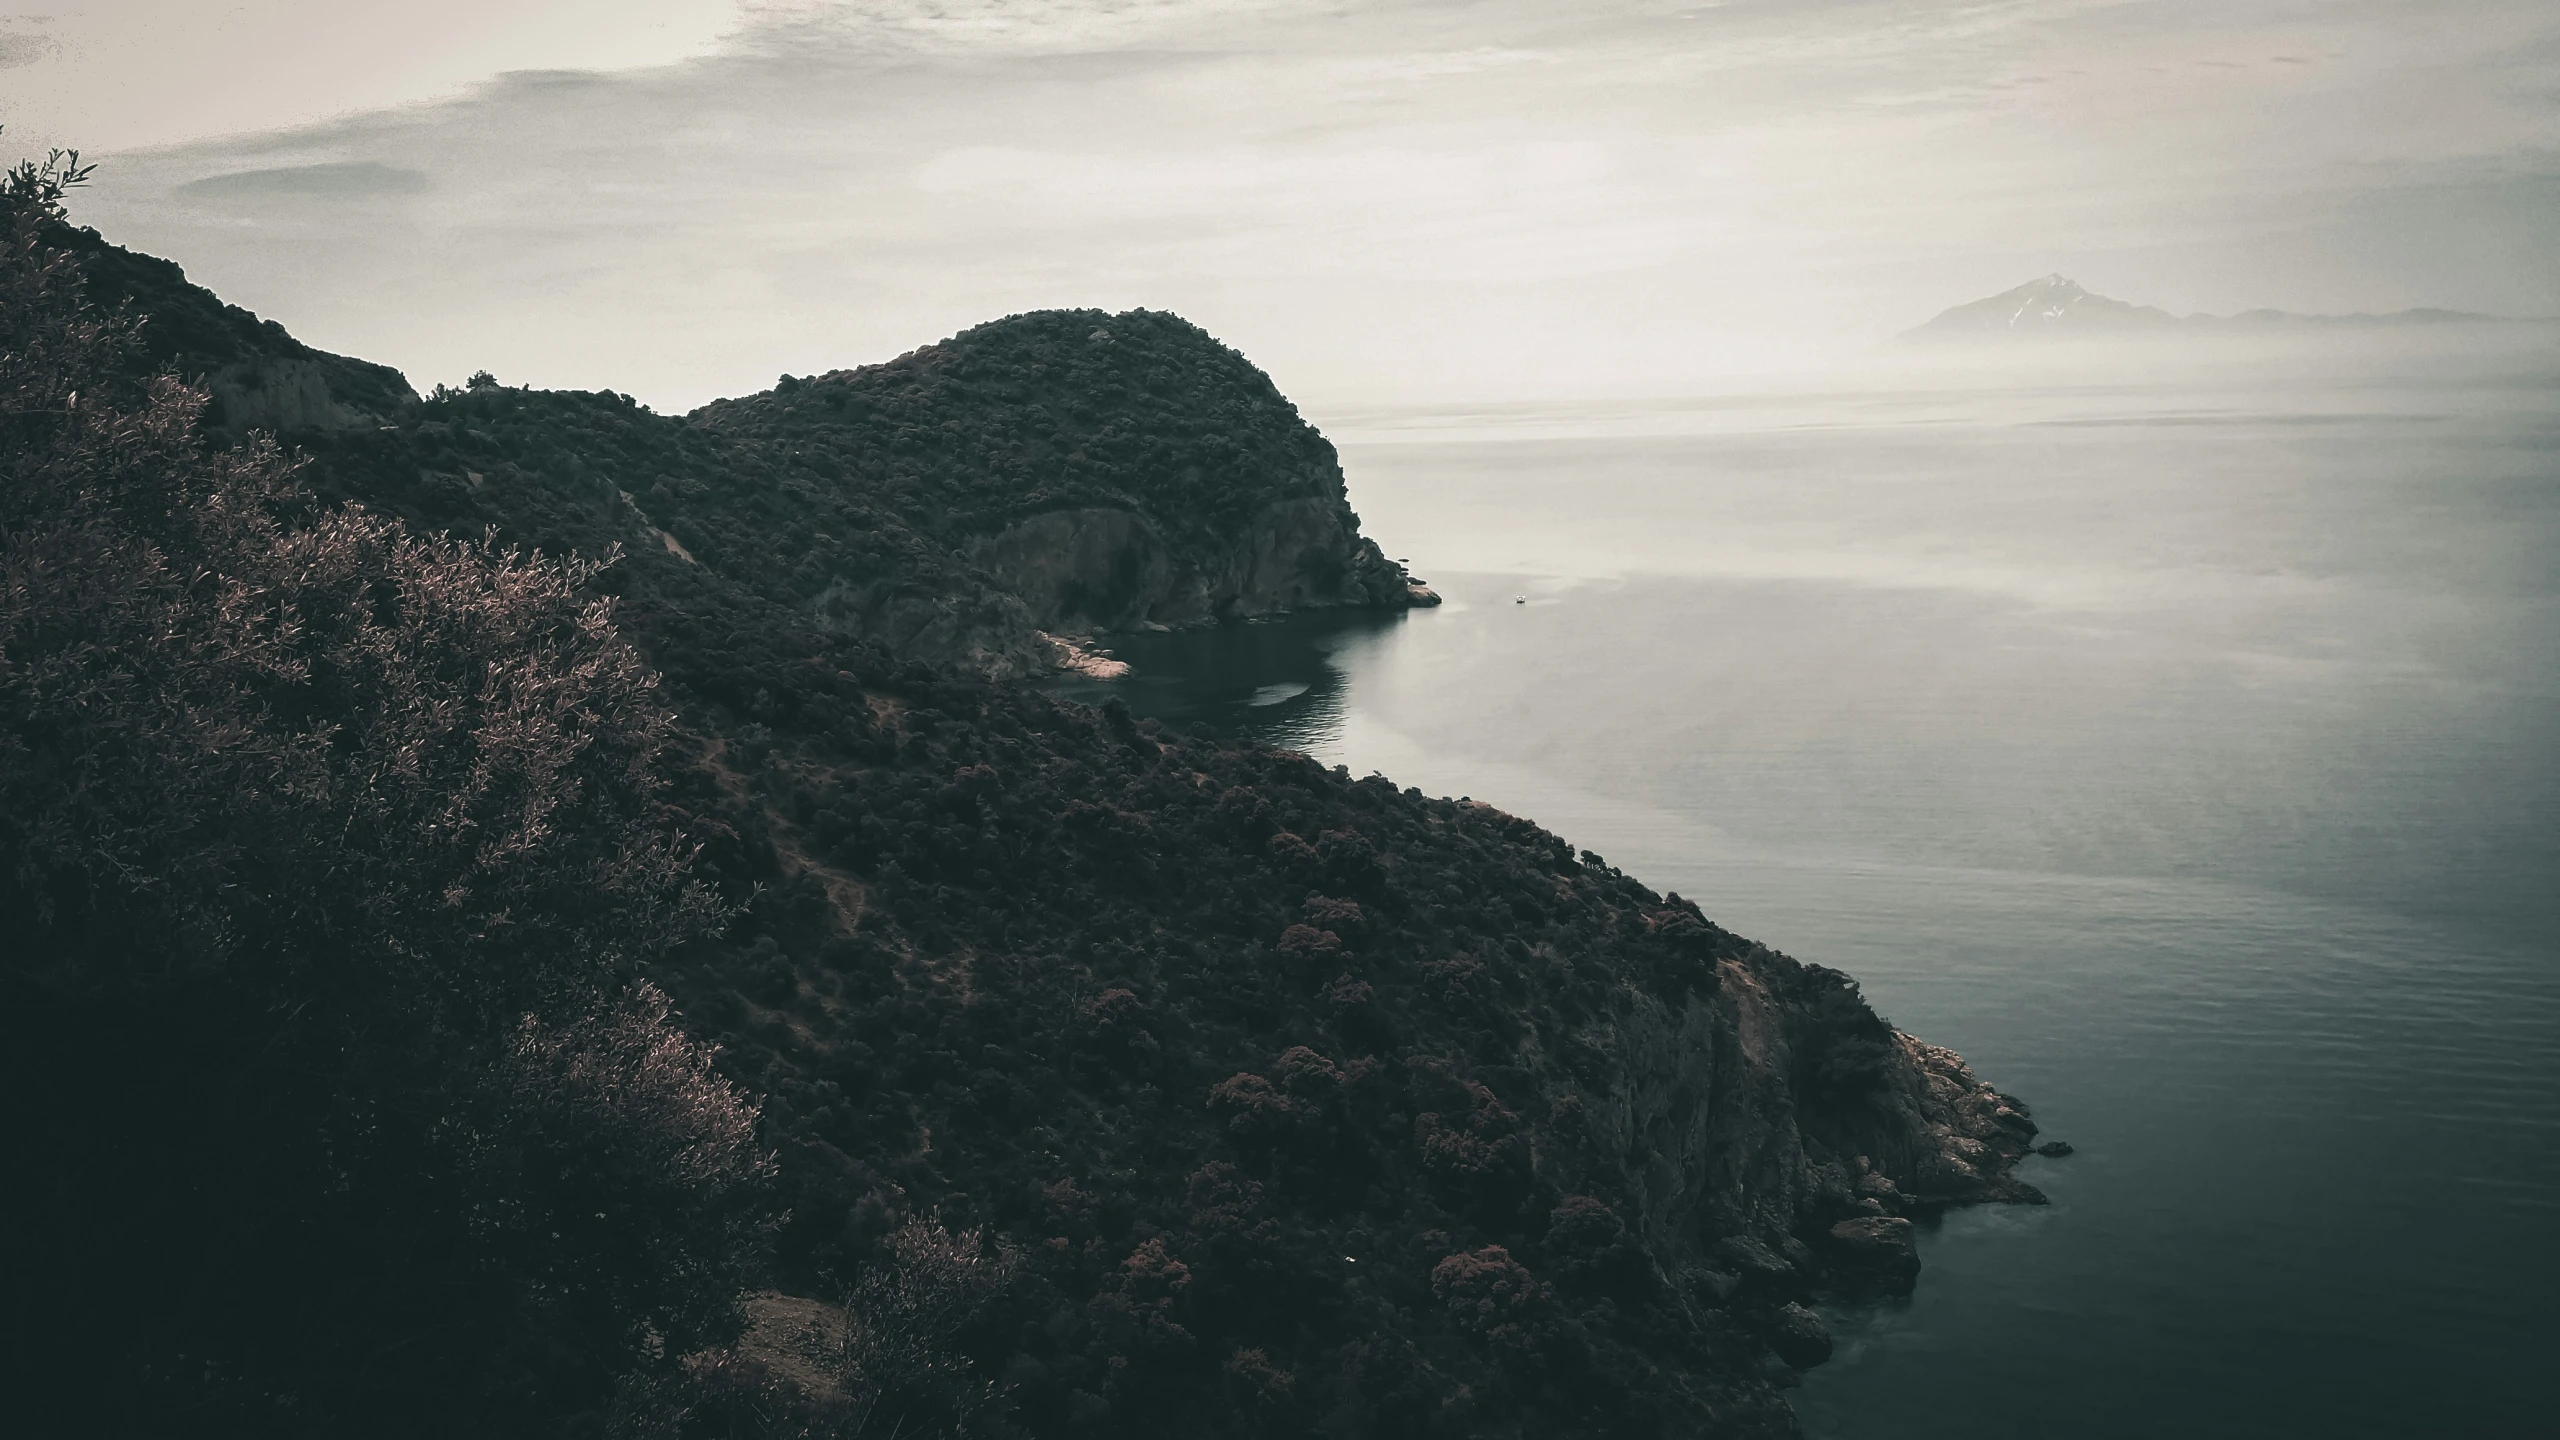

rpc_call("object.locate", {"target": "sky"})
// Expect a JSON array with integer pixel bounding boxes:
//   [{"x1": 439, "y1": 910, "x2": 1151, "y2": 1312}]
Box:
[{"x1": 5, "y1": 0, "x2": 2555, "y2": 410}]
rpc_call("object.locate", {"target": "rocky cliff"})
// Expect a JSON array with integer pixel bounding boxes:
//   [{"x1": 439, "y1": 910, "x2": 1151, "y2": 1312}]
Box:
[
  {"x1": 64, "y1": 220, "x2": 420, "y2": 430},
  {"x1": 964, "y1": 495, "x2": 1419, "y2": 634},
  {"x1": 41, "y1": 217, "x2": 2040, "y2": 1439}
]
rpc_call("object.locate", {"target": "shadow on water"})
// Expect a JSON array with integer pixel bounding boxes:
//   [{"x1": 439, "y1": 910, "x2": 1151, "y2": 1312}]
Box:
[{"x1": 1049, "y1": 607, "x2": 1413, "y2": 751}]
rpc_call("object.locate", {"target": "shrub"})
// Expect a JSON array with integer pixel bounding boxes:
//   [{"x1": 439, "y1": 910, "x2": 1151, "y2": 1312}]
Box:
[
  {"x1": 0, "y1": 140, "x2": 760, "y2": 1435},
  {"x1": 839, "y1": 1218, "x2": 1021, "y2": 1436}
]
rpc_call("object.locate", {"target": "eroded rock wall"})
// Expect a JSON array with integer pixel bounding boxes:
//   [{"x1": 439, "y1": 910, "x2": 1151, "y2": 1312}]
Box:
[
  {"x1": 967, "y1": 496, "x2": 1424, "y2": 633},
  {"x1": 1565, "y1": 948, "x2": 2038, "y2": 1313},
  {"x1": 207, "y1": 354, "x2": 418, "y2": 434}
]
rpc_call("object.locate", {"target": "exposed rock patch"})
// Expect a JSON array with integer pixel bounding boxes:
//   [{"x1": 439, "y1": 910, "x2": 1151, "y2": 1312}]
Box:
[
  {"x1": 65, "y1": 220, "x2": 420, "y2": 431},
  {"x1": 1043, "y1": 631, "x2": 1132, "y2": 680},
  {"x1": 970, "y1": 496, "x2": 1418, "y2": 633}
]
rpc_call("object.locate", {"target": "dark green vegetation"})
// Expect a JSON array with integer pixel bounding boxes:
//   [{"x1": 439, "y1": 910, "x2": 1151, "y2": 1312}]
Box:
[
  {"x1": 3, "y1": 152, "x2": 2033, "y2": 1439},
  {"x1": 1, "y1": 151, "x2": 768, "y2": 1432},
  {"x1": 697, "y1": 310, "x2": 1347, "y2": 553},
  {"x1": 75, "y1": 227, "x2": 1419, "y2": 678}
]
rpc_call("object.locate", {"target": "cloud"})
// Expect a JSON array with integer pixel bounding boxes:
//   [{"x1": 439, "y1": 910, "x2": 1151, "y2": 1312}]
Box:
[
  {"x1": 0, "y1": 2, "x2": 747, "y2": 153},
  {"x1": 176, "y1": 160, "x2": 432, "y2": 201},
  {"x1": 0, "y1": 30, "x2": 54, "y2": 73},
  {"x1": 732, "y1": 0, "x2": 1320, "y2": 57},
  {"x1": 53, "y1": 0, "x2": 2560, "y2": 410}
]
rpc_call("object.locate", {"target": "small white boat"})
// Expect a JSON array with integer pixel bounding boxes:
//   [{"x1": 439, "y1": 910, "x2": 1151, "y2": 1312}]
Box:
[{"x1": 1514, "y1": 595, "x2": 1526, "y2": 604}]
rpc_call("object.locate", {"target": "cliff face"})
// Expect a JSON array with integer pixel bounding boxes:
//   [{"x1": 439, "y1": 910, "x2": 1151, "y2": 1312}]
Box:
[
  {"x1": 64, "y1": 221, "x2": 420, "y2": 430},
  {"x1": 1514, "y1": 902, "x2": 2038, "y2": 1312},
  {"x1": 1598, "y1": 965, "x2": 2027, "y2": 1261},
  {"x1": 808, "y1": 572, "x2": 1058, "y2": 681},
  {"x1": 51, "y1": 225, "x2": 2037, "y2": 1438},
  {"x1": 967, "y1": 496, "x2": 1419, "y2": 633}
]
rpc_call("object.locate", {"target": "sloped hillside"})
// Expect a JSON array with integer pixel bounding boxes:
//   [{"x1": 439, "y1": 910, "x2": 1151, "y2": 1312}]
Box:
[
  {"x1": 55, "y1": 217, "x2": 422, "y2": 429},
  {"x1": 14, "y1": 201, "x2": 2043, "y2": 1440},
  {"x1": 71, "y1": 236, "x2": 1429, "y2": 674},
  {"x1": 694, "y1": 309, "x2": 1424, "y2": 635},
  {"x1": 629, "y1": 670, "x2": 2043, "y2": 1438}
]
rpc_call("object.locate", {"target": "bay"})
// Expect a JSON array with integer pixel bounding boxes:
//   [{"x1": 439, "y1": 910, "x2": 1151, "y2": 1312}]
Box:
[{"x1": 1060, "y1": 338, "x2": 2560, "y2": 1437}]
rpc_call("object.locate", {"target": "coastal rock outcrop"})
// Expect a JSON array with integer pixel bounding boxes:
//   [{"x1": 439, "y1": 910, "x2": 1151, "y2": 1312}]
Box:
[
  {"x1": 1769, "y1": 1303, "x2": 1834, "y2": 1370},
  {"x1": 1823, "y1": 1215, "x2": 1922, "y2": 1290},
  {"x1": 1848, "y1": 1035, "x2": 2047, "y2": 1208},
  {"x1": 1569, "y1": 931, "x2": 2037, "y2": 1318},
  {"x1": 968, "y1": 494, "x2": 1417, "y2": 632}
]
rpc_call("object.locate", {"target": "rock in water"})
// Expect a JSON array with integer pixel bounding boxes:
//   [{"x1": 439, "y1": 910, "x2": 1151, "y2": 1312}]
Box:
[
  {"x1": 1769, "y1": 1303, "x2": 1835, "y2": 1369},
  {"x1": 1826, "y1": 1215, "x2": 1922, "y2": 1290}
]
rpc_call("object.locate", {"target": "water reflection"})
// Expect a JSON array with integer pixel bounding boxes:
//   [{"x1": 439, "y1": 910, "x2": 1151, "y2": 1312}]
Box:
[{"x1": 1049, "y1": 607, "x2": 1413, "y2": 751}]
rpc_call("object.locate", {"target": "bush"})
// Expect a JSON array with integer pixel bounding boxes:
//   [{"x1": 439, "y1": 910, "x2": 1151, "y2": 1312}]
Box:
[
  {"x1": 839, "y1": 1218, "x2": 1021, "y2": 1437},
  {"x1": 0, "y1": 141, "x2": 764, "y2": 1436}
]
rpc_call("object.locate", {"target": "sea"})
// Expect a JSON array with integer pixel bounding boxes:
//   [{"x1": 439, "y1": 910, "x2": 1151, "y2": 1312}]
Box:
[{"x1": 1059, "y1": 330, "x2": 2560, "y2": 1438}]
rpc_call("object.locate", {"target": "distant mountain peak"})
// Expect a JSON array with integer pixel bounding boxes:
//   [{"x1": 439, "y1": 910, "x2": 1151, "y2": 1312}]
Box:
[
  {"x1": 1903, "y1": 276, "x2": 2503, "y2": 341},
  {"x1": 1905, "y1": 275, "x2": 2177, "y2": 338}
]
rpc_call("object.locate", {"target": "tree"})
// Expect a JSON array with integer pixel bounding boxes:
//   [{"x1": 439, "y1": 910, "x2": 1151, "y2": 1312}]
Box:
[{"x1": 0, "y1": 139, "x2": 770, "y2": 1436}]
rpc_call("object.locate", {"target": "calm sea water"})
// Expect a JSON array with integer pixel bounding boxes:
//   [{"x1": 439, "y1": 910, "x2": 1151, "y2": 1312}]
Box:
[{"x1": 1060, "y1": 339, "x2": 2560, "y2": 1438}]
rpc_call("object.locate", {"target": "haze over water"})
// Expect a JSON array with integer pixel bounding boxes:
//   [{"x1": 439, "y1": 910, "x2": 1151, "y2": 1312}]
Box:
[{"x1": 1066, "y1": 334, "x2": 2560, "y2": 1438}]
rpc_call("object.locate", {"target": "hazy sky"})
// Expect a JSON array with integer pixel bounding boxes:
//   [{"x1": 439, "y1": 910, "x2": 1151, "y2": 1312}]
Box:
[{"x1": 7, "y1": 0, "x2": 2555, "y2": 409}]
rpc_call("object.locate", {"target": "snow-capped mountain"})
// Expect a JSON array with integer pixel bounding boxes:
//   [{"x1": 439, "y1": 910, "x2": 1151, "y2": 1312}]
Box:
[
  {"x1": 1902, "y1": 275, "x2": 2498, "y2": 340},
  {"x1": 1905, "y1": 274, "x2": 2181, "y2": 337}
]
